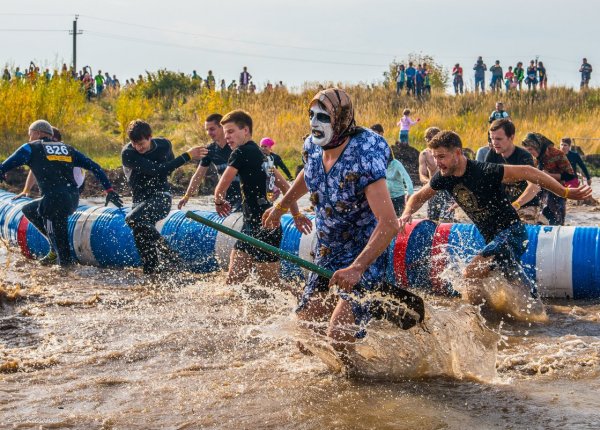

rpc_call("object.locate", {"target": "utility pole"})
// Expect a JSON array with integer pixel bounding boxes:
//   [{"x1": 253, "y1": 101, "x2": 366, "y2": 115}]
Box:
[{"x1": 69, "y1": 15, "x2": 82, "y2": 73}]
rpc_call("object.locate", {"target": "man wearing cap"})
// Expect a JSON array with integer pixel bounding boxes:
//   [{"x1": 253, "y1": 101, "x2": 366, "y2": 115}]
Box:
[
  {"x1": 0, "y1": 119, "x2": 123, "y2": 266},
  {"x1": 178, "y1": 113, "x2": 242, "y2": 210},
  {"x1": 259, "y1": 137, "x2": 294, "y2": 181},
  {"x1": 262, "y1": 88, "x2": 402, "y2": 343}
]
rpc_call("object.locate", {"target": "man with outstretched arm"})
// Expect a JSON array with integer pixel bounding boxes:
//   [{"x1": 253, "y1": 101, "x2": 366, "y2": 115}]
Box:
[
  {"x1": 400, "y1": 130, "x2": 591, "y2": 304},
  {"x1": 212, "y1": 110, "x2": 310, "y2": 286},
  {"x1": 122, "y1": 119, "x2": 207, "y2": 274},
  {"x1": 262, "y1": 88, "x2": 403, "y2": 345},
  {"x1": 0, "y1": 119, "x2": 123, "y2": 267}
]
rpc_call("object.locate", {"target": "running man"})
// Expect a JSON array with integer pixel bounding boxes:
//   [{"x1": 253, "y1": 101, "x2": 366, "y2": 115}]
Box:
[
  {"x1": 263, "y1": 88, "x2": 404, "y2": 343},
  {"x1": 0, "y1": 120, "x2": 123, "y2": 266},
  {"x1": 122, "y1": 119, "x2": 207, "y2": 274},
  {"x1": 178, "y1": 113, "x2": 242, "y2": 210},
  {"x1": 400, "y1": 130, "x2": 591, "y2": 304},
  {"x1": 213, "y1": 110, "x2": 309, "y2": 286}
]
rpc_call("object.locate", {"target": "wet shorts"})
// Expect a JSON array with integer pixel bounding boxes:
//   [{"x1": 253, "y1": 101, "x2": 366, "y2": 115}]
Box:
[
  {"x1": 234, "y1": 223, "x2": 282, "y2": 263},
  {"x1": 479, "y1": 222, "x2": 537, "y2": 298}
]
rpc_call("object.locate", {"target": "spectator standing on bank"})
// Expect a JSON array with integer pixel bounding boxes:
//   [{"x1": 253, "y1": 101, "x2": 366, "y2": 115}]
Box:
[
  {"x1": 473, "y1": 56, "x2": 487, "y2": 93},
  {"x1": 239, "y1": 66, "x2": 252, "y2": 92},
  {"x1": 514, "y1": 62, "x2": 525, "y2": 91},
  {"x1": 405, "y1": 62, "x2": 416, "y2": 96},
  {"x1": 415, "y1": 64, "x2": 425, "y2": 97},
  {"x1": 423, "y1": 63, "x2": 432, "y2": 96},
  {"x1": 94, "y1": 70, "x2": 105, "y2": 96},
  {"x1": 452, "y1": 63, "x2": 464, "y2": 94},
  {"x1": 205, "y1": 70, "x2": 216, "y2": 91},
  {"x1": 396, "y1": 64, "x2": 406, "y2": 95},
  {"x1": 489, "y1": 60, "x2": 503, "y2": 92},
  {"x1": 537, "y1": 61, "x2": 548, "y2": 90},
  {"x1": 580, "y1": 58, "x2": 593, "y2": 89},
  {"x1": 504, "y1": 66, "x2": 515, "y2": 92},
  {"x1": 525, "y1": 60, "x2": 538, "y2": 91}
]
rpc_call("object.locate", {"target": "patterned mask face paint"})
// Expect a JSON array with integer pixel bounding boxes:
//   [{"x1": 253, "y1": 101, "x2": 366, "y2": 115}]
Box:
[{"x1": 309, "y1": 105, "x2": 334, "y2": 147}]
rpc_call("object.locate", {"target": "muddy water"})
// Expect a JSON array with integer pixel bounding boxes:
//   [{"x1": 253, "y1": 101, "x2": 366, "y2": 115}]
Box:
[{"x1": 1, "y1": 194, "x2": 600, "y2": 429}]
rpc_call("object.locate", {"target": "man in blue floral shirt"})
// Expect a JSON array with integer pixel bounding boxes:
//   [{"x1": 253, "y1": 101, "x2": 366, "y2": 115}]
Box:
[{"x1": 263, "y1": 88, "x2": 401, "y2": 342}]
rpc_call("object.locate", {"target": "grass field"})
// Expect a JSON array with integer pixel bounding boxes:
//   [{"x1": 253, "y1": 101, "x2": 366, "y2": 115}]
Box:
[{"x1": 2, "y1": 76, "x2": 600, "y2": 173}]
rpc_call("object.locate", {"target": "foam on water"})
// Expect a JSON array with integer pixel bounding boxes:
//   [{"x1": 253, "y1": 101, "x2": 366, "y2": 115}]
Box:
[{"x1": 254, "y1": 298, "x2": 500, "y2": 383}]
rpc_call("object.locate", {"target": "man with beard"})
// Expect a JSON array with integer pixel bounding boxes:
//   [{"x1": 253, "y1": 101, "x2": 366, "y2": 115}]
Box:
[
  {"x1": 400, "y1": 130, "x2": 591, "y2": 305},
  {"x1": 262, "y1": 88, "x2": 401, "y2": 343}
]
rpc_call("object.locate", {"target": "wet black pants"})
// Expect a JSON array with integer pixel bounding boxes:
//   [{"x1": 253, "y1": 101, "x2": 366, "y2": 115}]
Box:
[
  {"x1": 22, "y1": 187, "x2": 79, "y2": 266},
  {"x1": 125, "y1": 193, "x2": 172, "y2": 274}
]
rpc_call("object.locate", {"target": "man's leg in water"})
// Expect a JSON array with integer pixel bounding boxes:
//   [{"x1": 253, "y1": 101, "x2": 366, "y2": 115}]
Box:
[
  {"x1": 125, "y1": 195, "x2": 171, "y2": 274},
  {"x1": 226, "y1": 249, "x2": 253, "y2": 285},
  {"x1": 255, "y1": 261, "x2": 289, "y2": 291},
  {"x1": 463, "y1": 254, "x2": 495, "y2": 303}
]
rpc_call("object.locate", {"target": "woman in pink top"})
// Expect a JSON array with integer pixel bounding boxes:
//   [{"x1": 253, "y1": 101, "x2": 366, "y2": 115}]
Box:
[{"x1": 397, "y1": 109, "x2": 420, "y2": 145}]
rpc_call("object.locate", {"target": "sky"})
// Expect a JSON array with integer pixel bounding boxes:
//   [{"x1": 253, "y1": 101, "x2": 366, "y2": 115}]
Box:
[{"x1": 1, "y1": 0, "x2": 597, "y2": 91}]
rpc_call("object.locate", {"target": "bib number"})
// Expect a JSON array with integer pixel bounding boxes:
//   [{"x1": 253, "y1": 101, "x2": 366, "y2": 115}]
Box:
[
  {"x1": 43, "y1": 143, "x2": 72, "y2": 162},
  {"x1": 44, "y1": 144, "x2": 70, "y2": 156}
]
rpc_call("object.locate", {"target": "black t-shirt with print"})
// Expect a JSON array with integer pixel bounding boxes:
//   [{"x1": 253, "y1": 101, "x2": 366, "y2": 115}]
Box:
[
  {"x1": 200, "y1": 141, "x2": 242, "y2": 205},
  {"x1": 484, "y1": 146, "x2": 540, "y2": 207},
  {"x1": 430, "y1": 159, "x2": 520, "y2": 243},
  {"x1": 228, "y1": 140, "x2": 272, "y2": 226}
]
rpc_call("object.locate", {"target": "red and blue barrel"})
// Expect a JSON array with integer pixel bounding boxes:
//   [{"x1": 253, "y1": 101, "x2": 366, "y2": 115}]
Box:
[
  {"x1": 420, "y1": 223, "x2": 600, "y2": 299},
  {"x1": 1, "y1": 190, "x2": 599, "y2": 298}
]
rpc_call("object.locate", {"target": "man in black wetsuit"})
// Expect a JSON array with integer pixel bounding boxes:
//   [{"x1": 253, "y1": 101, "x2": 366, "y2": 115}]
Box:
[
  {"x1": 0, "y1": 119, "x2": 123, "y2": 266},
  {"x1": 121, "y1": 119, "x2": 207, "y2": 274},
  {"x1": 178, "y1": 113, "x2": 242, "y2": 210},
  {"x1": 485, "y1": 119, "x2": 543, "y2": 224},
  {"x1": 400, "y1": 130, "x2": 591, "y2": 302}
]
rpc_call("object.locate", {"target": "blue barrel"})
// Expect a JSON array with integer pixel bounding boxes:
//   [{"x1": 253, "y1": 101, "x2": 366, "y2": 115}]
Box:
[
  {"x1": 279, "y1": 213, "x2": 304, "y2": 280},
  {"x1": 89, "y1": 207, "x2": 140, "y2": 267},
  {"x1": 568, "y1": 226, "x2": 600, "y2": 299},
  {"x1": 161, "y1": 210, "x2": 222, "y2": 273}
]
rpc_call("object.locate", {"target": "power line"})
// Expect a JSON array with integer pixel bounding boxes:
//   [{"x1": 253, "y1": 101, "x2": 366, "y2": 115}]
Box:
[
  {"x1": 85, "y1": 30, "x2": 388, "y2": 68},
  {"x1": 0, "y1": 13, "x2": 72, "y2": 17},
  {"x1": 0, "y1": 29, "x2": 68, "y2": 32},
  {"x1": 79, "y1": 14, "x2": 398, "y2": 59}
]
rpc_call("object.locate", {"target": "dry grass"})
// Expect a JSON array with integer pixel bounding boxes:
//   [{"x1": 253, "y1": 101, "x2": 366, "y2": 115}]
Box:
[{"x1": 1, "y1": 80, "x2": 600, "y2": 171}]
